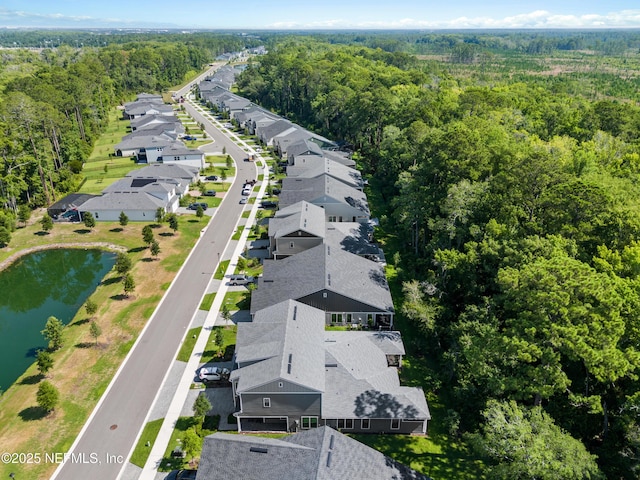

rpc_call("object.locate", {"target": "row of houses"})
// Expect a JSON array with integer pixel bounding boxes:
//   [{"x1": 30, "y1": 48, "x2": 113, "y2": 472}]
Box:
[
  {"x1": 195, "y1": 79, "x2": 431, "y2": 438},
  {"x1": 115, "y1": 93, "x2": 206, "y2": 168}
]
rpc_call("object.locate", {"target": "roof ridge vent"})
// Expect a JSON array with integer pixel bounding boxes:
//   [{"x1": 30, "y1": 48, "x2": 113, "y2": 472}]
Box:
[{"x1": 250, "y1": 447, "x2": 268, "y2": 454}]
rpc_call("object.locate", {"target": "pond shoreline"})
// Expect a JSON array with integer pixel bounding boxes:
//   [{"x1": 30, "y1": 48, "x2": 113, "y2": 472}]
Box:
[{"x1": 0, "y1": 242, "x2": 127, "y2": 273}]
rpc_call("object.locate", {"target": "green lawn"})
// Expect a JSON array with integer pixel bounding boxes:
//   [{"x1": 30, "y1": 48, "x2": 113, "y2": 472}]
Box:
[
  {"x1": 231, "y1": 227, "x2": 243, "y2": 241},
  {"x1": 158, "y1": 415, "x2": 220, "y2": 472},
  {"x1": 130, "y1": 418, "x2": 164, "y2": 468},
  {"x1": 222, "y1": 290, "x2": 251, "y2": 311},
  {"x1": 202, "y1": 325, "x2": 237, "y2": 362},
  {"x1": 176, "y1": 327, "x2": 202, "y2": 362},
  {"x1": 199, "y1": 293, "x2": 216, "y2": 311},
  {"x1": 214, "y1": 260, "x2": 230, "y2": 280}
]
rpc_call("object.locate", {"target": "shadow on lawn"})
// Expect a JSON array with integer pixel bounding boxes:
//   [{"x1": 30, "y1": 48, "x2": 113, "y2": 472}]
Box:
[{"x1": 18, "y1": 406, "x2": 49, "y2": 421}]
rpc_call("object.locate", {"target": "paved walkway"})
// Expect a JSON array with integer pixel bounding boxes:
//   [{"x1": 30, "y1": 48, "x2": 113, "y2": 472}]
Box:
[{"x1": 126, "y1": 100, "x2": 270, "y2": 480}]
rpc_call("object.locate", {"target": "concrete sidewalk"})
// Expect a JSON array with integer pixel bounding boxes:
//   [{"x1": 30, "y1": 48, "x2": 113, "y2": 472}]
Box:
[{"x1": 129, "y1": 134, "x2": 270, "y2": 480}]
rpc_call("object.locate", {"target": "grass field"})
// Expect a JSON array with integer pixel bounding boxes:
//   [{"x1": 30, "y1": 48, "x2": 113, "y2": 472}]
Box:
[
  {"x1": 176, "y1": 327, "x2": 203, "y2": 362},
  {"x1": 130, "y1": 418, "x2": 164, "y2": 468}
]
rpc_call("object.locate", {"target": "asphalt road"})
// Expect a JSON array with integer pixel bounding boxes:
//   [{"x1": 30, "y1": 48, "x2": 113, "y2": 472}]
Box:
[{"x1": 52, "y1": 73, "x2": 257, "y2": 480}]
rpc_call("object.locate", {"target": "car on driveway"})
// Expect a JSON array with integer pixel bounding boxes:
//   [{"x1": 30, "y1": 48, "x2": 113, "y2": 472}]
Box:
[
  {"x1": 176, "y1": 470, "x2": 197, "y2": 480},
  {"x1": 203, "y1": 190, "x2": 217, "y2": 196},
  {"x1": 241, "y1": 188, "x2": 251, "y2": 196},
  {"x1": 205, "y1": 175, "x2": 218, "y2": 181},
  {"x1": 188, "y1": 202, "x2": 208, "y2": 211},
  {"x1": 239, "y1": 198, "x2": 247, "y2": 204},
  {"x1": 199, "y1": 366, "x2": 230, "y2": 383}
]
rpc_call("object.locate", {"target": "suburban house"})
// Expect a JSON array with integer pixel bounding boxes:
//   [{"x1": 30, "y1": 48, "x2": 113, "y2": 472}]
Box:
[
  {"x1": 114, "y1": 134, "x2": 174, "y2": 160},
  {"x1": 285, "y1": 138, "x2": 324, "y2": 165},
  {"x1": 47, "y1": 193, "x2": 98, "y2": 218},
  {"x1": 256, "y1": 119, "x2": 296, "y2": 146},
  {"x1": 158, "y1": 143, "x2": 206, "y2": 169},
  {"x1": 279, "y1": 175, "x2": 370, "y2": 223},
  {"x1": 286, "y1": 157, "x2": 364, "y2": 190},
  {"x1": 268, "y1": 201, "x2": 382, "y2": 261},
  {"x1": 122, "y1": 100, "x2": 173, "y2": 120},
  {"x1": 76, "y1": 163, "x2": 198, "y2": 222},
  {"x1": 250, "y1": 244, "x2": 395, "y2": 328},
  {"x1": 121, "y1": 127, "x2": 180, "y2": 143},
  {"x1": 130, "y1": 114, "x2": 184, "y2": 134},
  {"x1": 268, "y1": 201, "x2": 326, "y2": 259},
  {"x1": 195, "y1": 426, "x2": 429, "y2": 480},
  {"x1": 272, "y1": 128, "x2": 335, "y2": 159},
  {"x1": 232, "y1": 300, "x2": 428, "y2": 434}
]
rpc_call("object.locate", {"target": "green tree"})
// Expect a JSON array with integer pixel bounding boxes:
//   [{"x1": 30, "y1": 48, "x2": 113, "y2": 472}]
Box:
[
  {"x1": 0, "y1": 227, "x2": 11, "y2": 247},
  {"x1": 193, "y1": 392, "x2": 212, "y2": 418},
  {"x1": 196, "y1": 205, "x2": 204, "y2": 220},
  {"x1": 36, "y1": 349, "x2": 53, "y2": 376},
  {"x1": 150, "y1": 239, "x2": 161, "y2": 258},
  {"x1": 468, "y1": 400, "x2": 602, "y2": 480},
  {"x1": 182, "y1": 427, "x2": 202, "y2": 462},
  {"x1": 17, "y1": 204, "x2": 31, "y2": 226},
  {"x1": 226, "y1": 155, "x2": 233, "y2": 169},
  {"x1": 220, "y1": 304, "x2": 231, "y2": 324},
  {"x1": 36, "y1": 380, "x2": 59, "y2": 413},
  {"x1": 114, "y1": 252, "x2": 132, "y2": 276},
  {"x1": 119, "y1": 211, "x2": 129, "y2": 227},
  {"x1": 142, "y1": 224, "x2": 154, "y2": 245},
  {"x1": 236, "y1": 256, "x2": 247, "y2": 272},
  {"x1": 85, "y1": 298, "x2": 98, "y2": 319},
  {"x1": 83, "y1": 211, "x2": 95, "y2": 229},
  {"x1": 214, "y1": 327, "x2": 224, "y2": 352},
  {"x1": 40, "y1": 214, "x2": 53, "y2": 233},
  {"x1": 167, "y1": 213, "x2": 179, "y2": 233},
  {"x1": 89, "y1": 321, "x2": 101, "y2": 346},
  {"x1": 155, "y1": 207, "x2": 165, "y2": 224},
  {"x1": 41, "y1": 316, "x2": 64, "y2": 351},
  {"x1": 123, "y1": 273, "x2": 135, "y2": 297}
]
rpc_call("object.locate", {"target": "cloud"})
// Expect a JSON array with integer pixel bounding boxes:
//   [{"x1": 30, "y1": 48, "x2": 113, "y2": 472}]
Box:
[
  {"x1": 266, "y1": 9, "x2": 640, "y2": 30},
  {"x1": 0, "y1": 7, "x2": 177, "y2": 28}
]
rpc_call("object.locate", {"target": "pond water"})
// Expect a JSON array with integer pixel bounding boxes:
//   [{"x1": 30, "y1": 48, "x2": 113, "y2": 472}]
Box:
[{"x1": 0, "y1": 248, "x2": 116, "y2": 391}]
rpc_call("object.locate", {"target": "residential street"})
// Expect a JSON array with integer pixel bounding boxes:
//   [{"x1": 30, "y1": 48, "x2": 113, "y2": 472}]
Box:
[{"x1": 51, "y1": 72, "x2": 257, "y2": 480}]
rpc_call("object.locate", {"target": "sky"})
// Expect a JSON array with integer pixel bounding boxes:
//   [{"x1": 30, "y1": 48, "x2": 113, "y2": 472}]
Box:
[{"x1": 1, "y1": 1, "x2": 640, "y2": 30}]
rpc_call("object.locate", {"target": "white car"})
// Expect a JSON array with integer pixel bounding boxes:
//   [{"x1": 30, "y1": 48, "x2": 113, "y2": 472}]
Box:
[{"x1": 199, "y1": 366, "x2": 230, "y2": 383}]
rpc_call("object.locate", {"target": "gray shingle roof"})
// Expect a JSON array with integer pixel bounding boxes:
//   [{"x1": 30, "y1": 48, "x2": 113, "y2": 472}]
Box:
[
  {"x1": 268, "y1": 201, "x2": 326, "y2": 239},
  {"x1": 287, "y1": 139, "x2": 324, "y2": 159},
  {"x1": 250, "y1": 244, "x2": 393, "y2": 315},
  {"x1": 279, "y1": 175, "x2": 370, "y2": 215},
  {"x1": 114, "y1": 134, "x2": 173, "y2": 151},
  {"x1": 127, "y1": 163, "x2": 199, "y2": 181},
  {"x1": 325, "y1": 221, "x2": 382, "y2": 258},
  {"x1": 287, "y1": 158, "x2": 363, "y2": 189},
  {"x1": 233, "y1": 300, "x2": 326, "y2": 393},
  {"x1": 322, "y1": 332, "x2": 430, "y2": 420},
  {"x1": 79, "y1": 191, "x2": 167, "y2": 212},
  {"x1": 196, "y1": 427, "x2": 429, "y2": 480}
]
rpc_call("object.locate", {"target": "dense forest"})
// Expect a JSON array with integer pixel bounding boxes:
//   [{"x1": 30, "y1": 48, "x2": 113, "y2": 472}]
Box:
[
  {"x1": 0, "y1": 31, "x2": 261, "y2": 243},
  {"x1": 236, "y1": 33, "x2": 640, "y2": 478}
]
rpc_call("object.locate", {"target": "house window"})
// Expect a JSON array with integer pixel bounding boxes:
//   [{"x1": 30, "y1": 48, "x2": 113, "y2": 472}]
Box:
[
  {"x1": 278, "y1": 382, "x2": 284, "y2": 388},
  {"x1": 301, "y1": 417, "x2": 318, "y2": 429},
  {"x1": 345, "y1": 314, "x2": 352, "y2": 323},
  {"x1": 331, "y1": 313, "x2": 341, "y2": 324},
  {"x1": 263, "y1": 398, "x2": 271, "y2": 408},
  {"x1": 390, "y1": 419, "x2": 400, "y2": 430},
  {"x1": 290, "y1": 242, "x2": 295, "y2": 249},
  {"x1": 328, "y1": 216, "x2": 337, "y2": 222},
  {"x1": 361, "y1": 419, "x2": 370, "y2": 430},
  {"x1": 337, "y1": 419, "x2": 353, "y2": 430}
]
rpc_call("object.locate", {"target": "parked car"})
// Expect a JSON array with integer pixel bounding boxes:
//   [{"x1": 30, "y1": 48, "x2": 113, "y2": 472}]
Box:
[
  {"x1": 239, "y1": 198, "x2": 247, "y2": 204},
  {"x1": 187, "y1": 202, "x2": 208, "y2": 211},
  {"x1": 183, "y1": 135, "x2": 196, "y2": 141},
  {"x1": 223, "y1": 122, "x2": 233, "y2": 128},
  {"x1": 199, "y1": 366, "x2": 230, "y2": 383},
  {"x1": 229, "y1": 274, "x2": 255, "y2": 286},
  {"x1": 205, "y1": 175, "x2": 218, "y2": 181},
  {"x1": 260, "y1": 200, "x2": 278, "y2": 209},
  {"x1": 241, "y1": 189, "x2": 251, "y2": 196},
  {"x1": 176, "y1": 470, "x2": 197, "y2": 480},
  {"x1": 203, "y1": 190, "x2": 217, "y2": 197},
  {"x1": 271, "y1": 188, "x2": 281, "y2": 195}
]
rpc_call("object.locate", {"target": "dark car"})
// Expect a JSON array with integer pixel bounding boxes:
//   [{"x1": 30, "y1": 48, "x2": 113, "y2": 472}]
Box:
[
  {"x1": 203, "y1": 190, "x2": 217, "y2": 196},
  {"x1": 205, "y1": 175, "x2": 218, "y2": 181},
  {"x1": 261, "y1": 200, "x2": 278, "y2": 209},
  {"x1": 187, "y1": 203, "x2": 208, "y2": 211},
  {"x1": 183, "y1": 135, "x2": 196, "y2": 141},
  {"x1": 176, "y1": 470, "x2": 197, "y2": 480}
]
